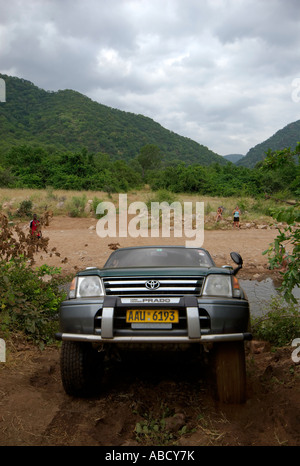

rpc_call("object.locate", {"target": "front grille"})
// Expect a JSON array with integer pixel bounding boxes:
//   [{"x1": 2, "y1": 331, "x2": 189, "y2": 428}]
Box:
[{"x1": 103, "y1": 276, "x2": 204, "y2": 296}]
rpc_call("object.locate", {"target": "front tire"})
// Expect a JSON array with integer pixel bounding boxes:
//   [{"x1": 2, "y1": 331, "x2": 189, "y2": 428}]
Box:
[
  {"x1": 60, "y1": 341, "x2": 104, "y2": 397},
  {"x1": 213, "y1": 341, "x2": 246, "y2": 404}
]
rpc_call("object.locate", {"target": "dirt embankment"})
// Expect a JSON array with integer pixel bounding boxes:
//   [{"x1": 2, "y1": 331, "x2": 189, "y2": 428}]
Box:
[{"x1": 0, "y1": 217, "x2": 299, "y2": 446}]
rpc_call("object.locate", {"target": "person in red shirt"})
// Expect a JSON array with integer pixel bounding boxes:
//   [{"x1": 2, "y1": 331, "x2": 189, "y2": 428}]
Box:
[{"x1": 30, "y1": 214, "x2": 41, "y2": 239}]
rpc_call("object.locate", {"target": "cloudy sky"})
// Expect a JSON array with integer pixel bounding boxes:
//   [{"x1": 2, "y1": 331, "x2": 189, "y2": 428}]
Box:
[{"x1": 1, "y1": 0, "x2": 300, "y2": 155}]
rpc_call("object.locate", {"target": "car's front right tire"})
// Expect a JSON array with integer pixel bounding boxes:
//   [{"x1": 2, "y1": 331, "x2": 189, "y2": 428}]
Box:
[{"x1": 60, "y1": 341, "x2": 104, "y2": 397}]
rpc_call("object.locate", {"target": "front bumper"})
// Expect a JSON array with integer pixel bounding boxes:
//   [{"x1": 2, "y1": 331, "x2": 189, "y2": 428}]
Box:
[
  {"x1": 55, "y1": 332, "x2": 252, "y2": 343},
  {"x1": 56, "y1": 295, "x2": 252, "y2": 344}
]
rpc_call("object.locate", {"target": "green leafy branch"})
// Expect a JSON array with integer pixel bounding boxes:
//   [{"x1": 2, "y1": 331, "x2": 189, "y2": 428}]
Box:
[{"x1": 263, "y1": 205, "x2": 300, "y2": 303}]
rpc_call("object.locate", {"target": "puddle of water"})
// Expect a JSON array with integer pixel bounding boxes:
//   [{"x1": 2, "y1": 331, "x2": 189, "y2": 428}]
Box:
[{"x1": 240, "y1": 279, "x2": 300, "y2": 317}]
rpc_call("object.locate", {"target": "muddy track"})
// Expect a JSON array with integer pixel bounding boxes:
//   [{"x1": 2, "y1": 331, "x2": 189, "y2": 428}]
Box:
[{"x1": 1, "y1": 341, "x2": 299, "y2": 446}]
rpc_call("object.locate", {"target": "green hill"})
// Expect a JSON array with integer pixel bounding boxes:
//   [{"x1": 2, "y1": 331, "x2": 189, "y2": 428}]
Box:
[
  {"x1": 0, "y1": 74, "x2": 225, "y2": 166},
  {"x1": 237, "y1": 120, "x2": 300, "y2": 168}
]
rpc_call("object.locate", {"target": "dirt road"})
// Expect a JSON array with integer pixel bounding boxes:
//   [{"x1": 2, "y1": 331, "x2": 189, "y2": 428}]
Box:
[
  {"x1": 33, "y1": 216, "x2": 279, "y2": 277},
  {"x1": 0, "y1": 217, "x2": 299, "y2": 446}
]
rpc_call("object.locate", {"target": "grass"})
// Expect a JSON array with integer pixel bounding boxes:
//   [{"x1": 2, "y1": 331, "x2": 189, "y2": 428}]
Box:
[{"x1": 0, "y1": 187, "x2": 282, "y2": 226}]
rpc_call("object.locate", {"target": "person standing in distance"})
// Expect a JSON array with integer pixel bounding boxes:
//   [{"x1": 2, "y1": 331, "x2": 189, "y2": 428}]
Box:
[
  {"x1": 232, "y1": 206, "x2": 241, "y2": 229},
  {"x1": 30, "y1": 213, "x2": 41, "y2": 239}
]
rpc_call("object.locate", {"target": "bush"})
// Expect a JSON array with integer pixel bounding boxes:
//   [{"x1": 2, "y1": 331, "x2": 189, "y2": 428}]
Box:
[
  {"x1": 0, "y1": 212, "x2": 49, "y2": 263},
  {"x1": 66, "y1": 194, "x2": 87, "y2": 217},
  {"x1": 134, "y1": 405, "x2": 181, "y2": 445},
  {"x1": 146, "y1": 189, "x2": 178, "y2": 208},
  {"x1": 263, "y1": 205, "x2": 300, "y2": 303},
  {"x1": 92, "y1": 196, "x2": 103, "y2": 215},
  {"x1": 251, "y1": 296, "x2": 300, "y2": 347},
  {"x1": 0, "y1": 258, "x2": 67, "y2": 347},
  {"x1": 17, "y1": 199, "x2": 33, "y2": 218}
]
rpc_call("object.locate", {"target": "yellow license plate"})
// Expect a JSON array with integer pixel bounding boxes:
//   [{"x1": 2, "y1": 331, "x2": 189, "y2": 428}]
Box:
[{"x1": 126, "y1": 309, "x2": 179, "y2": 324}]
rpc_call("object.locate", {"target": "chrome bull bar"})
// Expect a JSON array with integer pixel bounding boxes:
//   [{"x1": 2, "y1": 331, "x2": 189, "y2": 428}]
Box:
[{"x1": 56, "y1": 332, "x2": 252, "y2": 343}]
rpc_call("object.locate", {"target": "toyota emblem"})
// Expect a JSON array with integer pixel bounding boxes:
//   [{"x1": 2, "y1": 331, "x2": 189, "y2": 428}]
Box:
[{"x1": 145, "y1": 280, "x2": 161, "y2": 290}]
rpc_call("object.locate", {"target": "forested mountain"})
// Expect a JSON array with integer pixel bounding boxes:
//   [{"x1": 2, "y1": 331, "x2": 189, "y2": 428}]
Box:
[
  {"x1": 237, "y1": 120, "x2": 300, "y2": 168},
  {"x1": 0, "y1": 74, "x2": 225, "y2": 166}
]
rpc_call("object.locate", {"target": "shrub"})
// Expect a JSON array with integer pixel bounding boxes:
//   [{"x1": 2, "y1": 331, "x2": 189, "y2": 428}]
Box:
[
  {"x1": 0, "y1": 258, "x2": 67, "y2": 347},
  {"x1": 92, "y1": 196, "x2": 103, "y2": 215},
  {"x1": 251, "y1": 296, "x2": 300, "y2": 347},
  {"x1": 263, "y1": 205, "x2": 300, "y2": 303},
  {"x1": 146, "y1": 189, "x2": 178, "y2": 208},
  {"x1": 66, "y1": 194, "x2": 87, "y2": 217},
  {"x1": 17, "y1": 199, "x2": 33, "y2": 218},
  {"x1": 0, "y1": 212, "x2": 49, "y2": 263},
  {"x1": 134, "y1": 405, "x2": 179, "y2": 446}
]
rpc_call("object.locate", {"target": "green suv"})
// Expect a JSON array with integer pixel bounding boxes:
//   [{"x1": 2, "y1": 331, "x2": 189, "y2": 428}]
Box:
[{"x1": 56, "y1": 246, "x2": 251, "y2": 403}]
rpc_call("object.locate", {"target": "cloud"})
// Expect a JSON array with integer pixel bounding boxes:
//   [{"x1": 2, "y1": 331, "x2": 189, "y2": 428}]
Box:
[{"x1": 0, "y1": 0, "x2": 300, "y2": 155}]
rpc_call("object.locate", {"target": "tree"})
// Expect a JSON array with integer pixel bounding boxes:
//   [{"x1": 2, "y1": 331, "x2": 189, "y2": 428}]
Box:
[
  {"x1": 136, "y1": 144, "x2": 162, "y2": 177},
  {"x1": 258, "y1": 145, "x2": 300, "y2": 196}
]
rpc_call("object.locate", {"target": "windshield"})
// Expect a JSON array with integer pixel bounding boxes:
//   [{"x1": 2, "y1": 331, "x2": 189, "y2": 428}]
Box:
[{"x1": 103, "y1": 247, "x2": 214, "y2": 268}]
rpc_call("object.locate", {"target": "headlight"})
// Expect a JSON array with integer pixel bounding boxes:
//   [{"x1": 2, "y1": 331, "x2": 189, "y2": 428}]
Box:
[
  {"x1": 69, "y1": 276, "x2": 105, "y2": 298},
  {"x1": 202, "y1": 275, "x2": 233, "y2": 297}
]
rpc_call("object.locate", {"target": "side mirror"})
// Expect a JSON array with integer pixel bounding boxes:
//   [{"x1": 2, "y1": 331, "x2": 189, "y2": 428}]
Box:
[{"x1": 230, "y1": 252, "x2": 243, "y2": 275}]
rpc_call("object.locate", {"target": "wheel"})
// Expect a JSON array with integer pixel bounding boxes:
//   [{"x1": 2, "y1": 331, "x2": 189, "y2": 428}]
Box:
[
  {"x1": 213, "y1": 341, "x2": 246, "y2": 404},
  {"x1": 60, "y1": 341, "x2": 104, "y2": 397}
]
